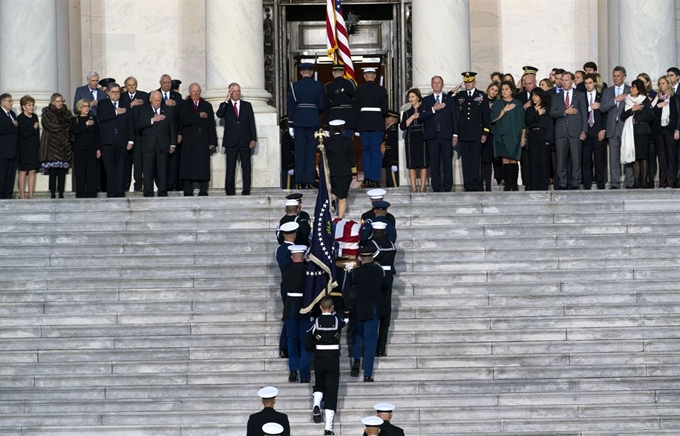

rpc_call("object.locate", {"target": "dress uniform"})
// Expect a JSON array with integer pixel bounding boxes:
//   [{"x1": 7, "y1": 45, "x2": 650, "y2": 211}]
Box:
[
  {"x1": 362, "y1": 403, "x2": 405, "y2": 436},
  {"x1": 360, "y1": 200, "x2": 397, "y2": 245},
  {"x1": 383, "y1": 110, "x2": 400, "y2": 187},
  {"x1": 325, "y1": 64, "x2": 356, "y2": 138},
  {"x1": 455, "y1": 72, "x2": 491, "y2": 192},
  {"x1": 367, "y1": 222, "x2": 397, "y2": 357},
  {"x1": 362, "y1": 416, "x2": 384, "y2": 436},
  {"x1": 361, "y1": 188, "x2": 396, "y2": 226},
  {"x1": 307, "y1": 297, "x2": 346, "y2": 435},
  {"x1": 262, "y1": 422, "x2": 284, "y2": 436},
  {"x1": 282, "y1": 245, "x2": 312, "y2": 383},
  {"x1": 354, "y1": 67, "x2": 388, "y2": 188},
  {"x1": 276, "y1": 193, "x2": 311, "y2": 246},
  {"x1": 287, "y1": 62, "x2": 327, "y2": 188},
  {"x1": 279, "y1": 115, "x2": 295, "y2": 189},
  {"x1": 275, "y1": 221, "x2": 299, "y2": 358},
  {"x1": 246, "y1": 387, "x2": 290, "y2": 436}
]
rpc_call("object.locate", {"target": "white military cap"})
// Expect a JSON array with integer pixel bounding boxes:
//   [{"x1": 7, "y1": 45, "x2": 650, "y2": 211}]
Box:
[
  {"x1": 367, "y1": 188, "x2": 386, "y2": 200},
  {"x1": 279, "y1": 222, "x2": 299, "y2": 233},
  {"x1": 374, "y1": 402, "x2": 396, "y2": 413},
  {"x1": 371, "y1": 221, "x2": 387, "y2": 230},
  {"x1": 362, "y1": 67, "x2": 378, "y2": 73},
  {"x1": 262, "y1": 422, "x2": 284, "y2": 435},
  {"x1": 362, "y1": 416, "x2": 384, "y2": 427},
  {"x1": 285, "y1": 199, "x2": 299, "y2": 207},
  {"x1": 258, "y1": 386, "x2": 278, "y2": 399},
  {"x1": 329, "y1": 119, "x2": 346, "y2": 126},
  {"x1": 288, "y1": 245, "x2": 307, "y2": 254}
]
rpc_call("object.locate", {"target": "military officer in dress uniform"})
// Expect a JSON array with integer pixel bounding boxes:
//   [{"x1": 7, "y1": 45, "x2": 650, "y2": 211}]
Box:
[
  {"x1": 367, "y1": 221, "x2": 397, "y2": 357},
  {"x1": 262, "y1": 422, "x2": 285, "y2": 436},
  {"x1": 246, "y1": 387, "x2": 290, "y2": 436},
  {"x1": 362, "y1": 403, "x2": 405, "y2": 436},
  {"x1": 276, "y1": 193, "x2": 311, "y2": 246},
  {"x1": 287, "y1": 62, "x2": 327, "y2": 189},
  {"x1": 360, "y1": 200, "x2": 397, "y2": 245},
  {"x1": 362, "y1": 416, "x2": 384, "y2": 436},
  {"x1": 279, "y1": 115, "x2": 295, "y2": 189},
  {"x1": 455, "y1": 72, "x2": 490, "y2": 192},
  {"x1": 276, "y1": 221, "x2": 299, "y2": 359},
  {"x1": 383, "y1": 110, "x2": 400, "y2": 187},
  {"x1": 325, "y1": 64, "x2": 356, "y2": 138},
  {"x1": 282, "y1": 245, "x2": 312, "y2": 383},
  {"x1": 354, "y1": 67, "x2": 388, "y2": 188},
  {"x1": 361, "y1": 189, "x2": 396, "y2": 227}
]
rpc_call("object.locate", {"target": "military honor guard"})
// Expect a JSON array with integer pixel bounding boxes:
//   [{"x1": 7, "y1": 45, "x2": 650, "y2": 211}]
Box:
[
  {"x1": 246, "y1": 387, "x2": 290, "y2": 436},
  {"x1": 325, "y1": 119, "x2": 357, "y2": 219},
  {"x1": 262, "y1": 422, "x2": 284, "y2": 436},
  {"x1": 383, "y1": 110, "x2": 400, "y2": 187},
  {"x1": 287, "y1": 62, "x2": 327, "y2": 189},
  {"x1": 354, "y1": 67, "x2": 388, "y2": 188},
  {"x1": 279, "y1": 115, "x2": 295, "y2": 189},
  {"x1": 362, "y1": 416, "x2": 384, "y2": 436},
  {"x1": 362, "y1": 403, "x2": 405, "y2": 436},
  {"x1": 282, "y1": 244, "x2": 312, "y2": 383},
  {"x1": 455, "y1": 72, "x2": 491, "y2": 191},
  {"x1": 307, "y1": 296, "x2": 345, "y2": 435},
  {"x1": 276, "y1": 193, "x2": 311, "y2": 246},
  {"x1": 324, "y1": 64, "x2": 356, "y2": 137},
  {"x1": 361, "y1": 189, "x2": 396, "y2": 227},
  {"x1": 276, "y1": 221, "x2": 300, "y2": 359},
  {"x1": 360, "y1": 200, "x2": 397, "y2": 245},
  {"x1": 367, "y1": 221, "x2": 397, "y2": 357}
]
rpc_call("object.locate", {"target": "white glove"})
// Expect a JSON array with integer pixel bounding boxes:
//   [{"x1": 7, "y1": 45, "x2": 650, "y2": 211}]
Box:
[
  {"x1": 354, "y1": 132, "x2": 360, "y2": 137},
  {"x1": 287, "y1": 169, "x2": 294, "y2": 176},
  {"x1": 391, "y1": 165, "x2": 398, "y2": 173},
  {"x1": 344, "y1": 262, "x2": 355, "y2": 272},
  {"x1": 343, "y1": 318, "x2": 350, "y2": 324},
  {"x1": 289, "y1": 128, "x2": 295, "y2": 137},
  {"x1": 324, "y1": 130, "x2": 330, "y2": 137}
]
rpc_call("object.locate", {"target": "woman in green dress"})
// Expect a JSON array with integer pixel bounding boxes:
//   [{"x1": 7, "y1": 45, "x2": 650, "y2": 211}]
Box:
[{"x1": 491, "y1": 81, "x2": 526, "y2": 191}]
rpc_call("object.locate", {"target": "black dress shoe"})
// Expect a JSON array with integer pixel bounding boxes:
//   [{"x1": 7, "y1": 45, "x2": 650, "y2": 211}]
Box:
[
  {"x1": 313, "y1": 405, "x2": 322, "y2": 423},
  {"x1": 350, "y1": 359, "x2": 360, "y2": 377},
  {"x1": 288, "y1": 371, "x2": 298, "y2": 382},
  {"x1": 375, "y1": 351, "x2": 386, "y2": 357},
  {"x1": 364, "y1": 376, "x2": 374, "y2": 382},
  {"x1": 279, "y1": 350, "x2": 288, "y2": 358},
  {"x1": 610, "y1": 186, "x2": 619, "y2": 189},
  {"x1": 324, "y1": 431, "x2": 335, "y2": 435}
]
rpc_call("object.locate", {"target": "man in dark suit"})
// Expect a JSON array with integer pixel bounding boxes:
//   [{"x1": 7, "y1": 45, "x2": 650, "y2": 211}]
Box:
[
  {"x1": 0, "y1": 93, "x2": 18, "y2": 199},
  {"x1": 158, "y1": 74, "x2": 183, "y2": 191},
  {"x1": 582, "y1": 74, "x2": 607, "y2": 189},
  {"x1": 515, "y1": 67, "x2": 539, "y2": 190},
  {"x1": 136, "y1": 91, "x2": 176, "y2": 197},
  {"x1": 245, "y1": 386, "x2": 290, "y2": 436},
  {"x1": 121, "y1": 76, "x2": 149, "y2": 192},
  {"x1": 599, "y1": 66, "x2": 632, "y2": 189},
  {"x1": 217, "y1": 82, "x2": 258, "y2": 196},
  {"x1": 287, "y1": 63, "x2": 326, "y2": 189},
  {"x1": 419, "y1": 75, "x2": 459, "y2": 192},
  {"x1": 550, "y1": 71, "x2": 587, "y2": 190},
  {"x1": 73, "y1": 72, "x2": 106, "y2": 116},
  {"x1": 178, "y1": 83, "x2": 217, "y2": 196},
  {"x1": 455, "y1": 72, "x2": 490, "y2": 191},
  {"x1": 577, "y1": 62, "x2": 608, "y2": 93},
  {"x1": 354, "y1": 67, "x2": 388, "y2": 188},
  {"x1": 98, "y1": 83, "x2": 135, "y2": 197},
  {"x1": 324, "y1": 64, "x2": 356, "y2": 137}
]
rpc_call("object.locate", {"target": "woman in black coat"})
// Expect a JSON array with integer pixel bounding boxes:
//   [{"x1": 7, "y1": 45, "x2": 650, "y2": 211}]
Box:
[
  {"x1": 16, "y1": 95, "x2": 40, "y2": 199},
  {"x1": 525, "y1": 88, "x2": 553, "y2": 191},
  {"x1": 70, "y1": 99, "x2": 101, "y2": 198},
  {"x1": 653, "y1": 75, "x2": 680, "y2": 188},
  {"x1": 324, "y1": 120, "x2": 356, "y2": 219},
  {"x1": 621, "y1": 79, "x2": 655, "y2": 189}
]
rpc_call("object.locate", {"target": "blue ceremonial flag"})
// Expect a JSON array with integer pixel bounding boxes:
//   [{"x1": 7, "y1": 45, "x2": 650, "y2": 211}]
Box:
[{"x1": 301, "y1": 139, "x2": 337, "y2": 313}]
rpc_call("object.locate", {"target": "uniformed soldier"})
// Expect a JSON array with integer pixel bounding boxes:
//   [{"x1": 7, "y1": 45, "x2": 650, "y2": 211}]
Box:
[
  {"x1": 245, "y1": 387, "x2": 290, "y2": 436},
  {"x1": 306, "y1": 296, "x2": 346, "y2": 435},
  {"x1": 346, "y1": 245, "x2": 385, "y2": 382},
  {"x1": 276, "y1": 193, "x2": 311, "y2": 246},
  {"x1": 275, "y1": 222, "x2": 300, "y2": 359},
  {"x1": 262, "y1": 422, "x2": 285, "y2": 436},
  {"x1": 360, "y1": 200, "x2": 397, "y2": 245},
  {"x1": 287, "y1": 62, "x2": 327, "y2": 189},
  {"x1": 455, "y1": 71, "x2": 491, "y2": 192},
  {"x1": 362, "y1": 416, "x2": 384, "y2": 436},
  {"x1": 282, "y1": 245, "x2": 312, "y2": 383},
  {"x1": 383, "y1": 110, "x2": 400, "y2": 188},
  {"x1": 280, "y1": 115, "x2": 295, "y2": 189},
  {"x1": 325, "y1": 64, "x2": 356, "y2": 138},
  {"x1": 325, "y1": 119, "x2": 357, "y2": 219},
  {"x1": 361, "y1": 189, "x2": 396, "y2": 227},
  {"x1": 362, "y1": 403, "x2": 405, "y2": 436},
  {"x1": 354, "y1": 67, "x2": 388, "y2": 188},
  {"x1": 332, "y1": 217, "x2": 361, "y2": 319},
  {"x1": 367, "y1": 221, "x2": 397, "y2": 357}
]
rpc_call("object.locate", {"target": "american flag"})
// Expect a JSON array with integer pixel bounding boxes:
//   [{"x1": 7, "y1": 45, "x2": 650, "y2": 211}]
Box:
[
  {"x1": 326, "y1": 0, "x2": 356, "y2": 81},
  {"x1": 301, "y1": 143, "x2": 337, "y2": 314}
]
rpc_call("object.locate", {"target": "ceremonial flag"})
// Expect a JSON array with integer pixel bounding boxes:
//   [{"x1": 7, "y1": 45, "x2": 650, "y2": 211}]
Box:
[
  {"x1": 326, "y1": 0, "x2": 356, "y2": 81},
  {"x1": 301, "y1": 143, "x2": 337, "y2": 313}
]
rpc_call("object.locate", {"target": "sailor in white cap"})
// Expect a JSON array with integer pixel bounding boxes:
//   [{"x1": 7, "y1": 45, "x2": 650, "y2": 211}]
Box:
[
  {"x1": 362, "y1": 403, "x2": 404, "y2": 436},
  {"x1": 277, "y1": 193, "x2": 311, "y2": 246},
  {"x1": 325, "y1": 119, "x2": 358, "y2": 219},
  {"x1": 275, "y1": 221, "x2": 301, "y2": 358},
  {"x1": 245, "y1": 387, "x2": 290, "y2": 436},
  {"x1": 354, "y1": 66, "x2": 388, "y2": 188},
  {"x1": 282, "y1": 244, "x2": 312, "y2": 383},
  {"x1": 262, "y1": 422, "x2": 285, "y2": 436},
  {"x1": 361, "y1": 189, "x2": 396, "y2": 227},
  {"x1": 362, "y1": 416, "x2": 384, "y2": 435}
]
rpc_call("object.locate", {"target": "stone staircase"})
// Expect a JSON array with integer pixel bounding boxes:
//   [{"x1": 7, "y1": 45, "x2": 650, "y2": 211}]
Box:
[{"x1": 1, "y1": 189, "x2": 680, "y2": 435}]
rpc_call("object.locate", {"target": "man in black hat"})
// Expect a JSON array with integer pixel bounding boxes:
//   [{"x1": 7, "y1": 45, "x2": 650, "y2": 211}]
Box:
[
  {"x1": 324, "y1": 64, "x2": 356, "y2": 138},
  {"x1": 455, "y1": 72, "x2": 490, "y2": 192},
  {"x1": 383, "y1": 110, "x2": 400, "y2": 187},
  {"x1": 287, "y1": 62, "x2": 327, "y2": 189},
  {"x1": 354, "y1": 67, "x2": 388, "y2": 188}
]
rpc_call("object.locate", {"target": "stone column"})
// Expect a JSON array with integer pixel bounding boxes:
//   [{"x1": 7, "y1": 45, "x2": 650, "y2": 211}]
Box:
[
  {"x1": 610, "y1": 0, "x2": 677, "y2": 80},
  {"x1": 204, "y1": 0, "x2": 279, "y2": 189},
  {"x1": 411, "y1": 0, "x2": 471, "y2": 190}
]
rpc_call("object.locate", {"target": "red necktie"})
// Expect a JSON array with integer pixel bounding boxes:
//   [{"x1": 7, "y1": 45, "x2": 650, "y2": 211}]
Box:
[
  {"x1": 233, "y1": 102, "x2": 239, "y2": 118},
  {"x1": 565, "y1": 91, "x2": 570, "y2": 108},
  {"x1": 193, "y1": 100, "x2": 198, "y2": 113}
]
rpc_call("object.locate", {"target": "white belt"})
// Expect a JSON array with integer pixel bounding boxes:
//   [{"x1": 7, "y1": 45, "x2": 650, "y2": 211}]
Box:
[
  {"x1": 316, "y1": 344, "x2": 340, "y2": 350},
  {"x1": 361, "y1": 107, "x2": 381, "y2": 112},
  {"x1": 381, "y1": 265, "x2": 393, "y2": 271},
  {"x1": 287, "y1": 293, "x2": 303, "y2": 297}
]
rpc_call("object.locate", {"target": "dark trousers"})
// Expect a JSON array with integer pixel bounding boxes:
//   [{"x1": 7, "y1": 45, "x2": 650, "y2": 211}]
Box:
[
  {"x1": 583, "y1": 130, "x2": 607, "y2": 189},
  {"x1": 427, "y1": 137, "x2": 453, "y2": 192},
  {"x1": 384, "y1": 167, "x2": 399, "y2": 187},
  {"x1": 520, "y1": 147, "x2": 531, "y2": 190},
  {"x1": 352, "y1": 314, "x2": 379, "y2": 378},
  {"x1": 360, "y1": 131, "x2": 383, "y2": 183},
  {"x1": 377, "y1": 274, "x2": 393, "y2": 354},
  {"x1": 0, "y1": 158, "x2": 15, "y2": 199},
  {"x1": 48, "y1": 168, "x2": 67, "y2": 197},
  {"x1": 655, "y1": 131, "x2": 677, "y2": 188},
  {"x1": 647, "y1": 136, "x2": 657, "y2": 188},
  {"x1": 74, "y1": 149, "x2": 99, "y2": 198},
  {"x1": 285, "y1": 309, "x2": 311, "y2": 380},
  {"x1": 313, "y1": 355, "x2": 340, "y2": 411},
  {"x1": 167, "y1": 144, "x2": 181, "y2": 190},
  {"x1": 528, "y1": 129, "x2": 550, "y2": 191},
  {"x1": 294, "y1": 127, "x2": 317, "y2": 184},
  {"x1": 555, "y1": 136, "x2": 582, "y2": 189},
  {"x1": 143, "y1": 148, "x2": 168, "y2": 197},
  {"x1": 183, "y1": 180, "x2": 208, "y2": 196},
  {"x1": 225, "y1": 146, "x2": 252, "y2": 195},
  {"x1": 102, "y1": 145, "x2": 128, "y2": 197},
  {"x1": 459, "y1": 140, "x2": 482, "y2": 191},
  {"x1": 279, "y1": 288, "x2": 287, "y2": 352}
]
